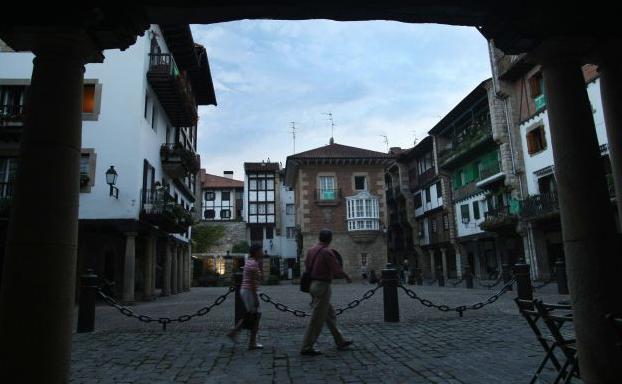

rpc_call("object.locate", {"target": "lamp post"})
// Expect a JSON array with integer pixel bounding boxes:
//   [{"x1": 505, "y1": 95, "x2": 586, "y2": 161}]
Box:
[{"x1": 105, "y1": 166, "x2": 119, "y2": 199}]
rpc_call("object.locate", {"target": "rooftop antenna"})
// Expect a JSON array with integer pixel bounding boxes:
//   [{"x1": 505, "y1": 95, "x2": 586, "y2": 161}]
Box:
[
  {"x1": 380, "y1": 134, "x2": 389, "y2": 152},
  {"x1": 290, "y1": 121, "x2": 296, "y2": 154},
  {"x1": 413, "y1": 130, "x2": 418, "y2": 146},
  {"x1": 323, "y1": 112, "x2": 335, "y2": 144}
]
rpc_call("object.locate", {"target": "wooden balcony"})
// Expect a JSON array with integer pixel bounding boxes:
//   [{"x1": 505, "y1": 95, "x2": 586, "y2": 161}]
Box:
[
  {"x1": 160, "y1": 143, "x2": 200, "y2": 179},
  {"x1": 140, "y1": 188, "x2": 193, "y2": 234},
  {"x1": 147, "y1": 53, "x2": 198, "y2": 127},
  {"x1": 480, "y1": 205, "x2": 518, "y2": 232}
]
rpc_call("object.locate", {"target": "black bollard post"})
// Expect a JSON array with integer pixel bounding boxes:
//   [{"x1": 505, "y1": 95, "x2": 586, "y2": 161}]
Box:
[
  {"x1": 555, "y1": 259, "x2": 569, "y2": 295},
  {"x1": 415, "y1": 267, "x2": 423, "y2": 286},
  {"x1": 234, "y1": 272, "x2": 244, "y2": 326},
  {"x1": 436, "y1": 264, "x2": 445, "y2": 287},
  {"x1": 513, "y1": 262, "x2": 533, "y2": 301},
  {"x1": 382, "y1": 264, "x2": 400, "y2": 322},
  {"x1": 465, "y1": 265, "x2": 474, "y2": 289},
  {"x1": 502, "y1": 263, "x2": 513, "y2": 291},
  {"x1": 77, "y1": 269, "x2": 99, "y2": 333}
]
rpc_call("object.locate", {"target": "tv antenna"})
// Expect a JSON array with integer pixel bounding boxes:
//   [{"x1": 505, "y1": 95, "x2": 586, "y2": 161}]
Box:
[
  {"x1": 290, "y1": 122, "x2": 297, "y2": 154},
  {"x1": 380, "y1": 134, "x2": 389, "y2": 152},
  {"x1": 323, "y1": 112, "x2": 335, "y2": 143}
]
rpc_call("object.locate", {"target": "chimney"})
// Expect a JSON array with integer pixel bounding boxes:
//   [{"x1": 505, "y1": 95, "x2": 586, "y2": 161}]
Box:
[{"x1": 223, "y1": 171, "x2": 233, "y2": 179}]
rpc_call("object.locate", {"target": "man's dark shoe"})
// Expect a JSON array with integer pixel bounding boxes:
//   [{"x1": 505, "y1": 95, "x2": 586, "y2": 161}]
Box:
[
  {"x1": 337, "y1": 340, "x2": 353, "y2": 351},
  {"x1": 300, "y1": 349, "x2": 322, "y2": 356}
]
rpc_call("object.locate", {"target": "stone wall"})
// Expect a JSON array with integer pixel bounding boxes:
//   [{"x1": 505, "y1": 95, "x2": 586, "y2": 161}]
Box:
[
  {"x1": 199, "y1": 221, "x2": 247, "y2": 254},
  {"x1": 301, "y1": 231, "x2": 387, "y2": 280}
]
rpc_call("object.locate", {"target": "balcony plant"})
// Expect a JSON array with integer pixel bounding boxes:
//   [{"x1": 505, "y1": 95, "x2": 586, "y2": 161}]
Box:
[{"x1": 79, "y1": 173, "x2": 90, "y2": 188}]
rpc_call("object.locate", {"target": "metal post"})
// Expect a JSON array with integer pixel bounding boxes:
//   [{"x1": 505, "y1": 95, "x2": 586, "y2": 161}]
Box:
[
  {"x1": 436, "y1": 264, "x2": 445, "y2": 287},
  {"x1": 233, "y1": 272, "x2": 244, "y2": 326},
  {"x1": 555, "y1": 259, "x2": 569, "y2": 295},
  {"x1": 381, "y1": 264, "x2": 400, "y2": 322},
  {"x1": 415, "y1": 267, "x2": 423, "y2": 286},
  {"x1": 513, "y1": 262, "x2": 533, "y2": 301},
  {"x1": 502, "y1": 263, "x2": 513, "y2": 291},
  {"x1": 465, "y1": 265, "x2": 474, "y2": 289},
  {"x1": 77, "y1": 270, "x2": 98, "y2": 333}
]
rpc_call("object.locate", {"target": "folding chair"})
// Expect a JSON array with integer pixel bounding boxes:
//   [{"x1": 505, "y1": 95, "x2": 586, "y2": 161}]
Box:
[
  {"x1": 534, "y1": 300, "x2": 579, "y2": 384},
  {"x1": 514, "y1": 298, "x2": 564, "y2": 384}
]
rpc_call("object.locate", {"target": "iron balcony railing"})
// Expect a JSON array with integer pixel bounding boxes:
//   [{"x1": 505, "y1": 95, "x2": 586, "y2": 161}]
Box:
[
  {"x1": 0, "y1": 181, "x2": 14, "y2": 217},
  {"x1": 0, "y1": 104, "x2": 25, "y2": 122},
  {"x1": 160, "y1": 143, "x2": 200, "y2": 175},
  {"x1": 141, "y1": 188, "x2": 194, "y2": 233},
  {"x1": 520, "y1": 192, "x2": 559, "y2": 220},
  {"x1": 315, "y1": 188, "x2": 341, "y2": 203}
]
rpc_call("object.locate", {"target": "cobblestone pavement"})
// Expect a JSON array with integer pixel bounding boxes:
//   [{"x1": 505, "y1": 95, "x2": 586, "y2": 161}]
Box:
[{"x1": 71, "y1": 281, "x2": 578, "y2": 383}]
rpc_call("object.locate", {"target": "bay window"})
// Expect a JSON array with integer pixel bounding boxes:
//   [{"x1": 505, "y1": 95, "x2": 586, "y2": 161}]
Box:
[{"x1": 346, "y1": 191, "x2": 380, "y2": 231}]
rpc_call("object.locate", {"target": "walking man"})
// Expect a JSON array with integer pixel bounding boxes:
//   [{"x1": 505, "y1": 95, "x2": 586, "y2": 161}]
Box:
[{"x1": 300, "y1": 229, "x2": 353, "y2": 356}]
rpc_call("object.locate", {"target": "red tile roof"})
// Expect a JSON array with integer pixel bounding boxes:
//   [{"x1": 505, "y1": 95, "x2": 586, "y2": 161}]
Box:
[{"x1": 200, "y1": 171, "x2": 243, "y2": 189}]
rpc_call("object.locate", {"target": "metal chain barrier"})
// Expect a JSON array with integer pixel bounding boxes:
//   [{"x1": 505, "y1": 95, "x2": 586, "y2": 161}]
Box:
[
  {"x1": 259, "y1": 282, "x2": 383, "y2": 318},
  {"x1": 97, "y1": 286, "x2": 234, "y2": 330},
  {"x1": 398, "y1": 278, "x2": 516, "y2": 317}
]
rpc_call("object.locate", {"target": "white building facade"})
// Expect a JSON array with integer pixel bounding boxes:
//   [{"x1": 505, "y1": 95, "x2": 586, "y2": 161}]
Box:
[{"x1": 0, "y1": 24, "x2": 217, "y2": 301}]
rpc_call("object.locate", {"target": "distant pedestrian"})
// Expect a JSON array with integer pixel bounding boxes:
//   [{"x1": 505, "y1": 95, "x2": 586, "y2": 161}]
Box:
[
  {"x1": 227, "y1": 244, "x2": 264, "y2": 350},
  {"x1": 300, "y1": 229, "x2": 353, "y2": 356}
]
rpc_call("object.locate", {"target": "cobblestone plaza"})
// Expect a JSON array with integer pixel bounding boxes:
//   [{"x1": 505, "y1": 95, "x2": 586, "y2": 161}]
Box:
[{"x1": 71, "y1": 283, "x2": 575, "y2": 383}]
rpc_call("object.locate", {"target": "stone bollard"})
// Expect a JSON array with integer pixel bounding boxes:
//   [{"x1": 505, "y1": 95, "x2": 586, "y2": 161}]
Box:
[
  {"x1": 382, "y1": 264, "x2": 400, "y2": 322},
  {"x1": 555, "y1": 259, "x2": 569, "y2": 295},
  {"x1": 77, "y1": 269, "x2": 99, "y2": 333},
  {"x1": 502, "y1": 263, "x2": 513, "y2": 291},
  {"x1": 513, "y1": 262, "x2": 533, "y2": 301},
  {"x1": 436, "y1": 264, "x2": 445, "y2": 287},
  {"x1": 465, "y1": 265, "x2": 474, "y2": 289},
  {"x1": 233, "y1": 272, "x2": 245, "y2": 327},
  {"x1": 415, "y1": 267, "x2": 423, "y2": 286}
]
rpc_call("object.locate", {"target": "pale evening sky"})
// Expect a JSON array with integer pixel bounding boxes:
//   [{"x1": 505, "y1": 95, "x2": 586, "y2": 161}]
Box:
[{"x1": 190, "y1": 20, "x2": 491, "y2": 179}]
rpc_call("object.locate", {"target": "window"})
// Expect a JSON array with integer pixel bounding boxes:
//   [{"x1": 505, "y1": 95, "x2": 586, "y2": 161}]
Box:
[
  {"x1": 83, "y1": 84, "x2": 95, "y2": 113},
  {"x1": 346, "y1": 192, "x2": 380, "y2": 231},
  {"x1": 220, "y1": 209, "x2": 231, "y2": 219},
  {"x1": 221, "y1": 191, "x2": 230, "y2": 201},
  {"x1": 431, "y1": 219, "x2": 437, "y2": 233},
  {"x1": 414, "y1": 193, "x2": 422, "y2": 209},
  {"x1": 460, "y1": 204, "x2": 470, "y2": 223},
  {"x1": 151, "y1": 105, "x2": 157, "y2": 131},
  {"x1": 79, "y1": 151, "x2": 95, "y2": 192},
  {"x1": 266, "y1": 227, "x2": 274, "y2": 239},
  {"x1": 257, "y1": 203, "x2": 266, "y2": 214},
  {"x1": 361, "y1": 253, "x2": 368, "y2": 266},
  {"x1": 425, "y1": 187, "x2": 431, "y2": 203},
  {"x1": 473, "y1": 201, "x2": 480, "y2": 220},
  {"x1": 286, "y1": 204, "x2": 295, "y2": 215},
  {"x1": 267, "y1": 203, "x2": 275, "y2": 214},
  {"x1": 249, "y1": 203, "x2": 257, "y2": 214},
  {"x1": 436, "y1": 181, "x2": 442, "y2": 198},
  {"x1": 529, "y1": 74, "x2": 546, "y2": 111},
  {"x1": 319, "y1": 176, "x2": 336, "y2": 200},
  {"x1": 286, "y1": 227, "x2": 296, "y2": 239},
  {"x1": 526, "y1": 125, "x2": 547, "y2": 154},
  {"x1": 266, "y1": 179, "x2": 274, "y2": 190},
  {"x1": 354, "y1": 176, "x2": 366, "y2": 190},
  {"x1": 144, "y1": 92, "x2": 149, "y2": 119},
  {"x1": 443, "y1": 214, "x2": 449, "y2": 230},
  {"x1": 205, "y1": 191, "x2": 215, "y2": 201},
  {"x1": 204, "y1": 209, "x2": 215, "y2": 219},
  {"x1": 0, "y1": 157, "x2": 18, "y2": 198}
]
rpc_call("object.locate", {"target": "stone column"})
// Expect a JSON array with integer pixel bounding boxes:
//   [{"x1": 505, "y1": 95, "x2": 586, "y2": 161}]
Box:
[
  {"x1": 428, "y1": 250, "x2": 435, "y2": 277},
  {"x1": 453, "y1": 244, "x2": 463, "y2": 279},
  {"x1": 161, "y1": 240, "x2": 172, "y2": 297},
  {"x1": 171, "y1": 245, "x2": 178, "y2": 295},
  {"x1": 122, "y1": 233, "x2": 137, "y2": 303},
  {"x1": 538, "y1": 43, "x2": 622, "y2": 382},
  {"x1": 440, "y1": 248, "x2": 448, "y2": 280},
  {"x1": 597, "y1": 49, "x2": 622, "y2": 228},
  {"x1": 151, "y1": 239, "x2": 157, "y2": 294},
  {"x1": 177, "y1": 247, "x2": 183, "y2": 293},
  {"x1": 184, "y1": 245, "x2": 191, "y2": 291},
  {"x1": 143, "y1": 235, "x2": 156, "y2": 300},
  {"x1": 0, "y1": 31, "x2": 99, "y2": 383}
]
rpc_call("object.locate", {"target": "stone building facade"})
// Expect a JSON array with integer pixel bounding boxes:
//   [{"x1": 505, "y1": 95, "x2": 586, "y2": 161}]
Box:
[{"x1": 284, "y1": 140, "x2": 393, "y2": 279}]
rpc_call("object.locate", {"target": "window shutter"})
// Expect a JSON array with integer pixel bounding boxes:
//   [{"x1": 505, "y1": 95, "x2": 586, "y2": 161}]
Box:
[{"x1": 529, "y1": 75, "x2": 542, "y2": 98}]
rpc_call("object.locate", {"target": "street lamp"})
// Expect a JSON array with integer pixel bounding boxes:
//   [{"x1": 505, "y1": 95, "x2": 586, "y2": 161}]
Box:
[{"x1": 105, "y1": 166, "x2": 119, "y2": 199}]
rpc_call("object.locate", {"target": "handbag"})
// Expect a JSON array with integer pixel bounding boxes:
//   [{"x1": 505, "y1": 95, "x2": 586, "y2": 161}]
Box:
[{"x1": 300, "y1": 246, "x2": 325, "y2": 292}]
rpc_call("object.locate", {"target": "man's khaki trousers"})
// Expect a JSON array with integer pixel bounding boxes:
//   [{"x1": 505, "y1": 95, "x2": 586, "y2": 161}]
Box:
[{"x1": 301, "y1": 281, "x2": 346, "y2": 351}]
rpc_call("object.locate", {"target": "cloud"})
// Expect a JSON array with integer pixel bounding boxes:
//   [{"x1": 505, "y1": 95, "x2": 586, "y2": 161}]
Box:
[{"x1": 191, "y1": 20, "x2": 491, "y2": 178}]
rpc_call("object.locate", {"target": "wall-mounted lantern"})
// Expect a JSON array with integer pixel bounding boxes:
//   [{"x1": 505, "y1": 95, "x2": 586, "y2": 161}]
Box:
[{"x1": 105, "y1": 166, "x2": 119, "y2": 199}]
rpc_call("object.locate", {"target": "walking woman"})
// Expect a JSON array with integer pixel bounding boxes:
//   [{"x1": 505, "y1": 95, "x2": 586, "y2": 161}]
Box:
[{"x1": 227, "y1": 244, "x2": 264, "y2": 350}]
